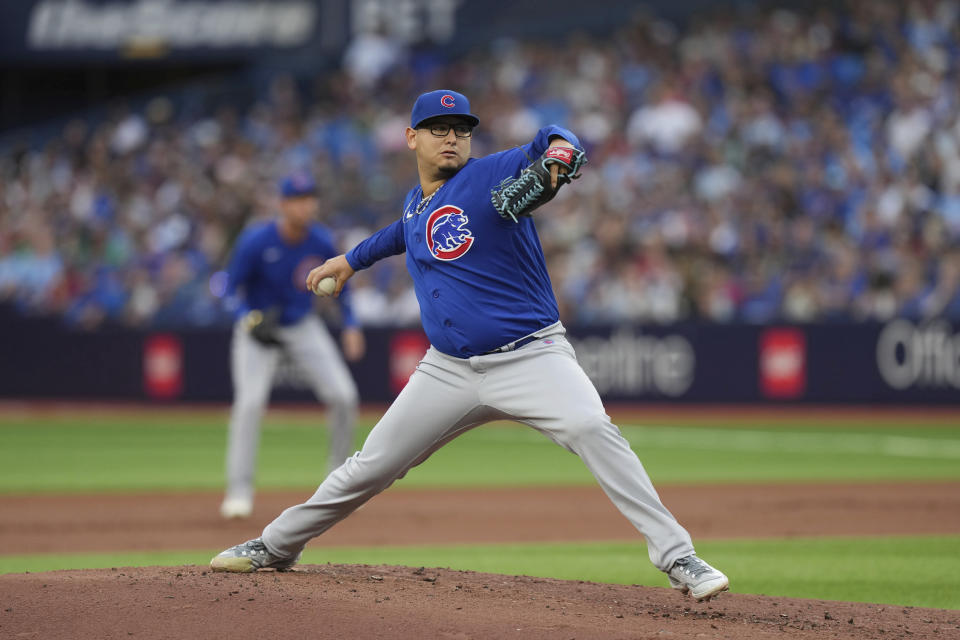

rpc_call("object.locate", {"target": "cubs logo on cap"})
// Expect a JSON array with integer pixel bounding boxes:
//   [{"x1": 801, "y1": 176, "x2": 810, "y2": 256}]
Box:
[
  {"x1": 411, "y1": 90, "x2": 480, "y2": 129},
  {"x1": 279, "y1": 171, "x2": 317, "y2": 198}
]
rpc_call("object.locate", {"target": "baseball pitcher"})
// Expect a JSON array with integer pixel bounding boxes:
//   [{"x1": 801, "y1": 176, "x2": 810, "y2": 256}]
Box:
[
  {"x1": 219, "y1": 172, "x2": 364, "y2": 519},
  {"x1": 211, "y1": 91, "x2": 729, "y2": 601}
]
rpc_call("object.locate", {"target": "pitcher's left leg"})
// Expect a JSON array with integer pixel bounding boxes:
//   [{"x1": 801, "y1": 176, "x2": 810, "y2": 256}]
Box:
[{"x1": 486, "y1": 337, "x2": 694, "y2": 571}]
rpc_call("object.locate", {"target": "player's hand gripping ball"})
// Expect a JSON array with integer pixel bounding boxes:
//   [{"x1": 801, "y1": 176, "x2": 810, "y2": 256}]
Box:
[{"x1": 313, "y1": 276, "x2": 337, "y2": 297}]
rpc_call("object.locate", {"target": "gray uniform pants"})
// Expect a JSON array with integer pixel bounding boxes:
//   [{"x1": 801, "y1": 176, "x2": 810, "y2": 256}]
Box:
[
  {"x1": 261, "y1": 325, "x2": 694, "y2": 571},
  {"x1": 225, "y1": 315, "x2": 359, "y2": 503}
]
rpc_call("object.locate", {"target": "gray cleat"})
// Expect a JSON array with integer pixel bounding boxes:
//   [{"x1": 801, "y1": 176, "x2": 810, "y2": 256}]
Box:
[
  {"x1": 667, "y1": 554, "x2": 730, "y2": 601},
  {"x1": 210, "y1": 538, "x2": 300, "y2": 573}
]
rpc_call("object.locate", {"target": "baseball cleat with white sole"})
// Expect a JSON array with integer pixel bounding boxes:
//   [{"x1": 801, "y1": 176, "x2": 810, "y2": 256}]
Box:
[
  {"x1": 667, "y1": 554, "x2": 729, "y2": 601},
  {"x1": 210, "y1": 538, "x2": 300, "y2": 573},
  {"x1": 219, "y1": 497, "x2": 253, "y2": 520}
]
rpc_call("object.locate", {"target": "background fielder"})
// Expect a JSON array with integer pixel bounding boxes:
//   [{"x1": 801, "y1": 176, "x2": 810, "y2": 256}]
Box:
[
  {"x1": 219, "y1": 172, "x2": 364, "y2": 519},
  {"x1": 211, "y1": 90, "x2": 729, "y2": 601}
]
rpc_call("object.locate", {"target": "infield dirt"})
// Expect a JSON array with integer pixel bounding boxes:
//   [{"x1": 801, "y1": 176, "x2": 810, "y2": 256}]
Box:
[
  {"x1": 2, "y1": 481, "x2": 959, "y2": 639},
  {"x1": 4, "y1": 563, "x2": 959, "y2": 640}
]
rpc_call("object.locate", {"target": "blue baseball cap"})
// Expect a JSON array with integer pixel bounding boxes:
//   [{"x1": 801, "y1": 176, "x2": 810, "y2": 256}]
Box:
[
  {"x1": 278, "y1": 172, "x2": 317, "y2": 198},
  {"x1": 410, "y1": 90, "x2": 480, "y2": 129}
]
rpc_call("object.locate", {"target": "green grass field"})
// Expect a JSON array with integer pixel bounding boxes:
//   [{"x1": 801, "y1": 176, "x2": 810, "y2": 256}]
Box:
[
  {"x1": 3, "y1": 412, "x2": 959, "y2": 492},
  {"x1": 2, "y1": 408, "x2": 959, "y2": 609}
]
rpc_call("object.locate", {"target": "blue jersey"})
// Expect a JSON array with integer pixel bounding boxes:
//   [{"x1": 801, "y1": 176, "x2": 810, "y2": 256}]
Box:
[
  {"x1": 346, "y1": 125, "x2": 581, "y2": 357},
  {"x1": 226, "y1": 220, "x2": 357, "y2": 327}
]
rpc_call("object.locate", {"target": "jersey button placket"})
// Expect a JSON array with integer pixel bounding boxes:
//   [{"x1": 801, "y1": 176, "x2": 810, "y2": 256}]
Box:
[{"x1": 432, "y1": 289, "x2": 440, "y2": 299}]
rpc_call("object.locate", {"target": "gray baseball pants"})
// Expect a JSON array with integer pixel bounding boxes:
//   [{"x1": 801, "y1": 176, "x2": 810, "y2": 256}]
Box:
[
  {"x1": 261, "y1": 324, "x2": 694, "y2": 571},
  {"x1": 225, "y1": 315, "x2": 359, "y2": 504}
]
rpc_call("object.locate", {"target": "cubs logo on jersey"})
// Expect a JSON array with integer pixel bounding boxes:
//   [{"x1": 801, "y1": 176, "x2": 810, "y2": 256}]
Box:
[
  {"x1": 426, "y1": 205, "x2": 474, "y2": 261},
  {"x1": 293, "y1": 255, "x2": 324, "y2": 291}
]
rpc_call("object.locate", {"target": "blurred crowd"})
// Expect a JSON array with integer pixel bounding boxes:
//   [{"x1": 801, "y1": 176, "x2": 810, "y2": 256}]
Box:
[{"x1": 2, "y1": 0, "x2": 960, "y2": 329}]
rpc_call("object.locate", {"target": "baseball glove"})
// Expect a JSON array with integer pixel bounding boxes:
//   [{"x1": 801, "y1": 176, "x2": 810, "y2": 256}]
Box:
[
  {"x1": 490, "y1": 145, "x2": 587, "y2": 223},
  {"x1": 245, "y1": 307, "x2": 282, "y2": 347}
]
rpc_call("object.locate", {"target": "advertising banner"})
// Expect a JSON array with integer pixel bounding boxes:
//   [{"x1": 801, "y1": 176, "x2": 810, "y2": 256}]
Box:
[
  {"x1": 0, "y1": 0, "x2": 695, "y2": 64},
  {"x1": 0, "y1": 0, "x2": 330, "y2": 63},
  {"x1": 0, "y1": 314, "x2": 957, "y2": 405}
]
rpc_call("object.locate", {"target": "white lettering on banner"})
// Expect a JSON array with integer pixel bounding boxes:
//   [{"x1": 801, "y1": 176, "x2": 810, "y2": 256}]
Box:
[
  {"x1": 570, "y1": 329, "x2": 695, "y2": 397},
  {"x1": 351, "y1": 0, "x2": 460, "y2": 44},
  {"x1": 762, "y1": 348, "x2": 803, "y2": 379},
  {"x1": 28, "y1": 0, "x2": 316, "y2": 50},
  {"x1": 876, "y1": 319, "x2": 960, "y2": 390}
]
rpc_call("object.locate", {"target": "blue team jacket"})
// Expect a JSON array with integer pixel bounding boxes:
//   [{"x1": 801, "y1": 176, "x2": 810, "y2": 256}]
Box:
[
  {"x1": 226, "y1": 220, "x2": 357, "y2": 327},
  {"x1": 346, "y1": 125, "x2": 582, "y2": 357}
]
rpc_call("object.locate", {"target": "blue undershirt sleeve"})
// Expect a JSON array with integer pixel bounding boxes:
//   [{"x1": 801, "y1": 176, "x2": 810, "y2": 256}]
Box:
[
  {"x1": 224, "y1": 231, "x2": 257, "y2": 318},
  {"x1": 528, "y1": 125, "x2": 583, "y2": 157},
  {"x1": 482, "y1": 125, "x2": 585, "y2": 180},
  {"x1": 345, "y1": 219, "x2": 406, "y2": 271}
]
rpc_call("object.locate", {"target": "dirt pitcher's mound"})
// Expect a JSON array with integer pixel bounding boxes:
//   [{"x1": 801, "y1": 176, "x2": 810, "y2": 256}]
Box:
[{"x1": 2, "y1": 564, "x2": 958, "y2": 640}]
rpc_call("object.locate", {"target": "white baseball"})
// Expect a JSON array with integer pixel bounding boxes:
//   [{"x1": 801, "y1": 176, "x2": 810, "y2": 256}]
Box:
[{"x1": 313, "y1": 276, "x2": 337, "y2": 297}]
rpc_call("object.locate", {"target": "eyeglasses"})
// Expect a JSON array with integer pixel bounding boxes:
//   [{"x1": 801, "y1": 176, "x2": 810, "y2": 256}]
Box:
[{"x1": 421, "y1": 123, "x2": 474, "y2": 138}]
